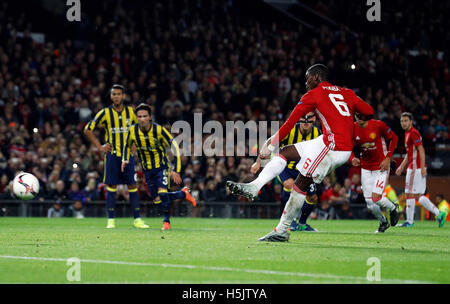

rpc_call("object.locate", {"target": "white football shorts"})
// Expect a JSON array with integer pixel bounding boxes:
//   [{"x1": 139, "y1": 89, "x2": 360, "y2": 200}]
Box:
[
  {"x1": 294, "y1": 135, "x2": 351, "y2": 184},
  {"x1": 405, "y1": 168, "x2": 426, "y2": 195},
  {"x1": 361, "y1": 168, "x2": 389, "y2": 198}
]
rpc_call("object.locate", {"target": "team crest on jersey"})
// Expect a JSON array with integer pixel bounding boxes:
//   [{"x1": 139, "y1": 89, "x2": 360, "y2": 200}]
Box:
[{"x1": 370, "y1": 132, "x2": 376, "y2": 140}]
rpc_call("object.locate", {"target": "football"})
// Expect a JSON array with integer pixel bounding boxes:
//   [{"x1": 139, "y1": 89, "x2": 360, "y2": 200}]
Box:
[{"x1": 12, "y1": 172, "x2": 40, "y2": 200}]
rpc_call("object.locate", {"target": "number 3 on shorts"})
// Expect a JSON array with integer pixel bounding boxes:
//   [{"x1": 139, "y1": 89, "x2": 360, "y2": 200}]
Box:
[
  {"x1": 329, "y1": 94, "x2": 350, "y2": 117},
  {"x1": 163, "y1": 170, "x2": 168, "y2": 186}
]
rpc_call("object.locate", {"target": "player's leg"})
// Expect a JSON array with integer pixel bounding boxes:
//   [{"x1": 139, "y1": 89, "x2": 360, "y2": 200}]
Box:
[
  {"x1": 226, "y1": 143, "x2": 301, "y2": 200},
  {"x1": 370, "y1": 169, "x2": 400, "y2": 227},
  {"x1": 411, "y1": 173, "x2": 443, "y2": 226},
  {"x1": 361, "y1": 169, "x2": 389, "y2": 232},
  {"x1": 259, "y1": 173, "x2": 313, "y2": 241},
  {"x1": 156, "y1": 168, "x2": 194, "y2": 230},
  {"x1": 281, "y1": 178, "x2": 294, "y2": 212},
  {"x1": 401, "y1": 168, "x2": 416, "y2": 227},
  {"x1": 297, "y1": 183, "x2": 319, "y2": 232},
  {"x1": 104, "y1": 153, "x2": 119, "y2": 228},
  {"x1": 106, "y1": 184, "x2": 117, "y2": 228},
  {"x1": 123, "y1": 157, "x2": 149, "y2": 228}
]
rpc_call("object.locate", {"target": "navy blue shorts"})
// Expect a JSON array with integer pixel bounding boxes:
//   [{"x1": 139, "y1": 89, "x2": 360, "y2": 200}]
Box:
[
  {"x1": 278, "y1": 167, "x2": 299, "y2": 183},
  {"x1": 103, "y1": 153, "x2": 136, "y2": 186},
  {"x1": 144, "y1": 166, "x2": 169, "y2": 199}
]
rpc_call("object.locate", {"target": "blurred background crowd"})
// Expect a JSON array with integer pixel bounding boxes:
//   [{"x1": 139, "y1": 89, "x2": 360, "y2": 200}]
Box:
[{"x1": 0, "y1": 0, "x2": 448, "y2": 218}]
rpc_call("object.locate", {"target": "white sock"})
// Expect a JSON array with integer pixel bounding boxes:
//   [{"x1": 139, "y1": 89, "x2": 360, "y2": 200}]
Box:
[
  {"x1": 276, "y1": 190, "x2": 305, "y2": 233},
  {"x1": 249, "y1": 156, "x2": 287, "y2": 191},
  {"x1": 366, "y1": 198, "x2": 385, "y2": 221},
  {"x1": 418, "y1": 195, "x2": 440, "y2": 216},
  {"x1": 406, "y1": 198, "x2": 415, "y2": 224},
  {"x1": 375, "y1": 197, "x2": 396, "y2": 211}
]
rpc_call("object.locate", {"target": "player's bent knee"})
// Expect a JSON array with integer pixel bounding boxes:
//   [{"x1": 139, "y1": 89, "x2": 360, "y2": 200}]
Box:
[
  {"x1": 306, "y1": 194, "x2": 318, "y2": 204},
  {"x1": 283, "y1": 179, "x2": 294, "y2": 189},
  {"x1": 371, "y1": 194, "x2": 382, "y2": 203},
  {"x1": 127, "y1": 185, "x2": 137, "y2": 191}
]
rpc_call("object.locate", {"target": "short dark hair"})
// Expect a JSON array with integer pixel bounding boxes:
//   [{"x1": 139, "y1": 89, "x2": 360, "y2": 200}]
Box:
[
  {"x1": 111, "y1": 84, "x2": 125, "y2": 93},
  {"x1": 135, "y1": 103, "x2": 152, "y2": 116},
  {"x1": 401, "y1": 112, "x2": 413, "y2": 120},
  {"x1": 306, "y1": 64, "x2": 329, "y2": 81}
]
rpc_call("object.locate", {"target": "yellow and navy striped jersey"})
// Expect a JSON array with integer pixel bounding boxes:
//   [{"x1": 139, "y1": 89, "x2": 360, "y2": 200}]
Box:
[
  {"x1": 123, "y1": 122, "x2": 181, "y2": 173},
  {"x1": 84, "y1": 105, "x2": 137, "y2": 158},
  {"x1": 279, "y1": 124, "x2": 321, "y2": 169}
]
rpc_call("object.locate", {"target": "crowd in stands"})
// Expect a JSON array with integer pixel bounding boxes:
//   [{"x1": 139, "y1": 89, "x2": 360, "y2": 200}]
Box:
[{"x1": 0, "y1": 0, "x2": 448, "y2": 218}]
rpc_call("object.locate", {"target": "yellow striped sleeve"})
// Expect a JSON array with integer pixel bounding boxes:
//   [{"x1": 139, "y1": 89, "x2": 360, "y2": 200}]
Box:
[
  {"x1": 85, "y1": 108, "x2": 106, "y2": 131},
  {"x1": 129, "y1": 106, "x2": 137, "y2": 124}
]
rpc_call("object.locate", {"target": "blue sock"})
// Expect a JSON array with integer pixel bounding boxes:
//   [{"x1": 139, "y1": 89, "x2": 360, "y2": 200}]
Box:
[
  {"x1": 106, "y1": 189, "x2": 116, "y2": 219},
  {"x1": 299, "y1": 201, "x2": 315, "y2": 225},
  {"x1": 159, "y1": 192, "x2": 171, "y2": 223},
  {"x1": 281, "y1": 187, "x2": 291, "y2": 214},
  {"x1": 129, "y1": 190, "x2": 140, "y2": 219}
]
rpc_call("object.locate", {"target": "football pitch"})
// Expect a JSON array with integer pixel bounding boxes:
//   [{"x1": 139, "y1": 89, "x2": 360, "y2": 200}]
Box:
[{"x1": 0, "y1": 217, "x2": 448, "y2": 284}]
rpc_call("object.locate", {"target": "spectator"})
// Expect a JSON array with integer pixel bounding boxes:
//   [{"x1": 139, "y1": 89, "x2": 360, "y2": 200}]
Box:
[{"x1": 47, "y1": 202, "x2": 64, "y2": 218}]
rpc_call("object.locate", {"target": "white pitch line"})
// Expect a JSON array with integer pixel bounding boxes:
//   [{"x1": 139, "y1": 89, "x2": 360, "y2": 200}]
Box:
[{"x1": 0, "y1": 255, "x2": 434, "y2": 284}]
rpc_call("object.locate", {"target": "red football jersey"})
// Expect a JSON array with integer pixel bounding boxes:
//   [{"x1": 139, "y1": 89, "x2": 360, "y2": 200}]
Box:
[
  {"x1": 352, "y1": 120, "x2": 398, "y2": 170},
  {"x1": 405, "y1": 126, "x2": 423, "y2": 169},
  {"x1": 272, "y1": 82, "x2": 374, "y2": 151}
]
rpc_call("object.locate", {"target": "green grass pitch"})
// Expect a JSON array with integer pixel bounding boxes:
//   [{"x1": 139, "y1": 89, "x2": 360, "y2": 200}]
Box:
[{"x1": 0, "y1": 217, "x2": 448, "y2": 284}]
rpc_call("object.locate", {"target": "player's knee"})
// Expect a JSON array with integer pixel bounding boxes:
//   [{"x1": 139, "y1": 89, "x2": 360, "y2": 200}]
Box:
[
  {"x1": 127, "y1": 185, "x2": 137, "y2": 191},
  {"x1": 306, "y1": 194, "x2": 318, "y2": 204},
  {"x1": 283, "y1": 179, "x2": 294, "y2": 190},
  {"x1": 371, "y1": 194, "x2": 382, "y2": 203}
]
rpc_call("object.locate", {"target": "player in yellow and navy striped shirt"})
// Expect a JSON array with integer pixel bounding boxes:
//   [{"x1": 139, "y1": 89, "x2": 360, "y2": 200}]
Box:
[
  {"x1": 122, "y1": 103, "x2": 196, "y2": 230},
  {"x1": 84, "y1": 84, "x2": 148, "y2": 229},
  {"x1": 250, "y1": 112, "x2": 321, "y2": 231}
]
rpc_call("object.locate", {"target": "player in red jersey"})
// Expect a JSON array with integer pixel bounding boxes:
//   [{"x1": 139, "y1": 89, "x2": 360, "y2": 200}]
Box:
[
  {"x1": 226, "y1": 64, "x2": 374, "y2": 241},
  {"x1": 350, "y1": 114, "x2": 400, "y2": 233},
  {"x1": 395, "y1": 112, "x2": 446, "y2": 227}
]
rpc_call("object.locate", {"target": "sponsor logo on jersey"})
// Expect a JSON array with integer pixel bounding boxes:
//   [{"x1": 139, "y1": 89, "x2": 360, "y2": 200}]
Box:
[
  {"x1": 361, "y1": 142, "x2": 376, "y2": 150},
  {"x1": 111, "y1": 126, "x2": 130, "y2": 134}
]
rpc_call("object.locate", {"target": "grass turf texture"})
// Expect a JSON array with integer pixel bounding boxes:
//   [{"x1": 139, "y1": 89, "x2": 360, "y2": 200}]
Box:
[{"x1": 0, "y1": 217, "x2": 448, "y2": 284}]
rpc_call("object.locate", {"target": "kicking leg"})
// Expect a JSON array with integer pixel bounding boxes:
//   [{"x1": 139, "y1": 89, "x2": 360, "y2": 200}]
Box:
[{"x1": 227, "y1": 145, "x2": 300, "y2": 200}]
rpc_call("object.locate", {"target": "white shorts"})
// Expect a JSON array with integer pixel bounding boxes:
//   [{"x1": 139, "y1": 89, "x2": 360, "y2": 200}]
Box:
[
  {"x1": 361, "y1": 169, "x2": 389, "y2": 199},
  {"x1": 405, "y1": 168, "x2": 426, "y2": 194},
  {"x1": 294, "y1": 135, "x2": 351, "y2": 184}
]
